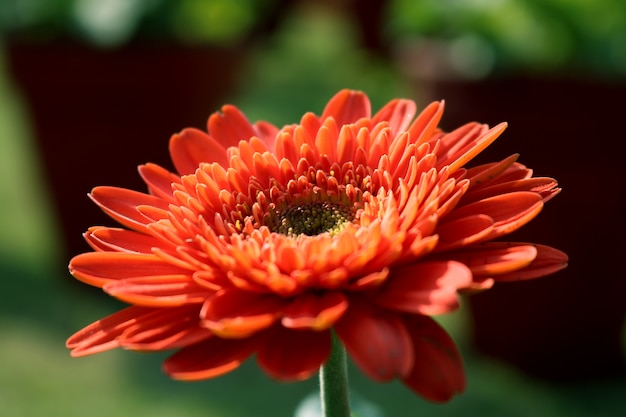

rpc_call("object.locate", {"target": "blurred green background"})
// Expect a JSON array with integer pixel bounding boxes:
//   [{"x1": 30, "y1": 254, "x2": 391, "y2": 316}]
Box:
[{"x1": 1, "y1": 0, "x2": 625, "y2": 416}]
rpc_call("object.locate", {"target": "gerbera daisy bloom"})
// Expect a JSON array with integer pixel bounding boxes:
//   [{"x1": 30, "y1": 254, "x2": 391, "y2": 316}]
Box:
[{"x1": 67, "y1": 89, "x2": 567, "y2": 403}]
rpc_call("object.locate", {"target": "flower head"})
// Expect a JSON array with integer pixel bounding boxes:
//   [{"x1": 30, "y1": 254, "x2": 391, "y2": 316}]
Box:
[{"x1": 67, "y1": 90, "x2": 567, "y2": 402}]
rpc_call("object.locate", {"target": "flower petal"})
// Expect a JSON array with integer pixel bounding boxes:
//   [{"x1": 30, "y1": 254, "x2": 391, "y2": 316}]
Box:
[
  {"x1": 138, "y1": 163, "x2": 179, "y2": 202},
  {"x1": 84, "y1": 226, "x2": 163, "y2": 253},
  {"x1": 169, "y1": 128, "x2": 228, "y2": 174},
  {"x1": 119, "y1": 305, "x2": 211, "y2": 351},
  {"x1": 164, "y1": 336, "x2": 258, "y2": 381},
  {"x1": 200, "y1": 289, "x2": 286, "y2": 338},
  {"x1": 402, "y1": 315, "x2": 465, "y2": 403},
  {"x1": 103, "y1": 275, "x2": 211, "y2": 306},
  {"x1": 256, "y1": 326, "x2": 331, "y2": 381},
  {"x1": 335, "y1": 298, "x2": 413, "y2": 381},
  {"x1": 446, "y1": 242, "x2": 538, "y2": 277},
  {"x1": 447, "y1": 191, "x2": 544, "y2": 239},
  {"x1": 67, "y1": 306, "x2": 155, "y2": 356},
  {"x1": 372, "y1": 98, "x2": 417, "y2": 135},
  {"x1": 69, "y1": 252, "x2": 191, "y2": 287},
  {"x1": 90, "y1": 186, "x2": 169, "y2": 232},
  {"x1": 321, "y1": 89, "x2": 371, "y2": 126},
  {"x1": 281, "y1": 291, "x2": 348, "y2": 330},
  {"x1": 408, "y1": 101, "x2": 444, "y2": 146},
  {"x1": 487, "y1": 244, "x2": 568, "y2": 281},
  {"x1": 374, "y1": 261, "x2": 472, "y2": 316},
  {"x1": 208, "y1": 104, "x2": 258, "y2": 149},
  {"x1": 435, "y1": 214, "x2": 494, "y2": 251}
]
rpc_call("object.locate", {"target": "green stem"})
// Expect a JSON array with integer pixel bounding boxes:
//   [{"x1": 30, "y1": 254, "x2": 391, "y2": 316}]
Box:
[{"x1": 320, "y1": 333, "x2": 351, "y2": 417}]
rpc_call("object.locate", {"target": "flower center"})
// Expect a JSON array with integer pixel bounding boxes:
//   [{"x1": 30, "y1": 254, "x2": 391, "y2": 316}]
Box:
[{"x1": 273, "y1": 201, "x2": 355, "y2": 236}]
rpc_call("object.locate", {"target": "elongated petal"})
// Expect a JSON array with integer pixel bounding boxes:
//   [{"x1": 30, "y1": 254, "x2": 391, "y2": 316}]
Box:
[
  {"x1": 169, "y1": 128, "x2": 228, "y2": 174},
  {"x1": 67, "y1": 306, "x2": 156, "y2": 356},
  {"x1": 402, "y1": 315, "x2": 465, "y2": 403},
  {"x1": 446, "y1": 122, "x2": 507, "y2": 173},
  {"x1": 200, "y1": 289, "x2": 286, "y2": 338},
  {"x1": 335, "y1": 298, "x2": 413, "y2": 381},
  {"x1": 208, "y1": 104, "x2": 258, "y2": 148},
  {"x1": 446, "y1": 242, "x2": 538, "y2": 277},
  {"x1": 488, "y1": 244, "x2": 568, "y2": 281},
  {"x1": 164, "y1": 336, "x2": 258, "y2": 381},
  {"x1": 138, "y1": 163, "x2": 179, "y2": 202},
  {"x1": 90, "y1": 186, "x2": 169, "y2": 232},
  {"x1": 120, "y1": 305, "x2": 211, "y2": 350},
  {"x1": 435, "y1": 214, "x2": 494, "y2": 251},
  {"x1": 374, "y1": 261, "x2": 472, "y2": 315},
  {"x1": 372, "y1": 98, "x2": 417, "y2": 135},
  {"x1": 257, "y1": 326, "x2": 331, "y2": 381},
  {"x1": 281, "y1": 291, "x2": 348, "y2": 330},
  {"x1": 321, "y1": 89, "x2": 371, "y2": 126},
  {"x1": 84, "y1": 226, "x2": 162, "y2": 253},
  {"x1": 103, "y1": 275, "x2": 211, "y2": 306},
  {"x1": 69, "y1": 252, "x2": 190, "y2": 287}
]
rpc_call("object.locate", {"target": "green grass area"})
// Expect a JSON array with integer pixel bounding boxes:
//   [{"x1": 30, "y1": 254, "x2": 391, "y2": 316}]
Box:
[{"x1": 1, "y1": 3, "x2": 625, "y2": 417}]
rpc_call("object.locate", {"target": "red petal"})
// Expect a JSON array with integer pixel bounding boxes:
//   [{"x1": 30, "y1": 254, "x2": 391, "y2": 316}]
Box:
[
  {"x1": 169, "y1": 128, "x2": 228, "y2": 174},
  {"x1": 374, "y1": 261, "x2": 471, "y2": 315},
  {"x1": 164, "y1": 336, "x2": 258, "y2": 381},
  {"x1": 103, "y1": 275, "x2": 211, "y2": 306},
  {"x1": 447, "y1": 191, "x2": 543, "y2": 239},
  {"x1": 372, "y1": 98, "x2": 417, "y2": 135},
  {"x1": 321, "y1": 89, "x2": 371, "y2": 127},
  {"x1": 138, "y1": 163, "x2": 179, "y2": 202},
  {"x1": 408, "y1": 101, "x2": 444, "y2": 146},
  {"x1": 254, "y1": 120, "x2": 279, "y2": 149},
  {"x1": 446, "y1": 122, "x2": 507, "y2": 173},
  {"x1": 402, "y1": 315, "x2": 465, "y2": 403},
  {"x1": 200, "y1": 289, "x2": 286, "y2": 338},
  {"x1": 446, "y1": 242, "x2": 538, "y2": 277},
  {"x1": 281, "y1": 292, "x2": 348, "y2": 330},
  {"x1": 208, "y1": 104, "x2": 258, "y2": 149},
  {"x1": 335, "y1": 298, "x2": 413, "y2": 381},
  {"x1": 489, "y1": 243, "x2": 568, "y2": 281},
  {"x1": 120, "y1": 305, "x2": 211, "y2": 350},
  {"x1": 463, "y1": 177, "x2": 559, "y2": 205},
  {"x1": 84, "y1": 226, "x2": 163, "y2": 253},
  {"x1": 435, "y1": 214, "x2": 494, "y2": 251},
  {"x1": 67, "y1": 306, "x2": 154, "y2": 356},
  {"x1": 70, "y1": 252, "x2": 191, "y2": 288},
  {"x1": 90, "y1": 186, "x2": 169, "y2": 232},
  {"x1": 256, "y1": 326, "x2": 331, "y2": 381}
]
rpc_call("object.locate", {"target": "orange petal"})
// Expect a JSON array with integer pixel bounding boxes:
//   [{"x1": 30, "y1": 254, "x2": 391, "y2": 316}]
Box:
[
  {"x1": 402, "y1": 315, "x2": 465, "y2": 403},
  {"x1": 408, "y1": 101, "x2": 444, "y2": 146},
  {"x1": 489, "y1": 243, "x2": 568, "y2": 281},
  {"x1": 447, "y1": 191, "x2": 543, "y2": 238},
  {"x1": 84, "y1": 226, "x2": 163, "y2": 253},
  {"x1": 321, "y1": 89, "x2": 371, "y2": 127},
  {"x1": 138, "y1": 163, "x2": 179, "y2": 202},
  {"x1": 446, "y1": 122, "x2": 507, "y2": 173},
  {"x1": 120, "y1": 305, "x2": 211, "y2": 351},
  {"x1": 208, "y1": 104, "x2": 258, "y2": 149},
  {"x1": 69, "y1": 252, "x2": 190, "y2": 288},
  {"x1": 335, "y1": 298, "x2": 413, "y2": 381},
  {"x1": 103, "y1": 275, "x2": 211, "y2": 306},
  {"x1": 464, "y1": 177, "x2": 559, "y2": 205},
  {"x1": 374, "y1": 261, "x2": 472, "y2": 316},
  {"x1": 446, "y1": 242, "x2": 538, "y2": 277},
  {"x1": 169, "y1": 128, "x2": 228, "y2": 174},
  {"x1": 435, "y1": 214, "x2": 494, "y2": 252},
  {"x1": 67, "y1": 305, "x2": 155, "y2": 356},
  {"x1": 254, "y1": 120, "x2": 279, "y2": 149},
  {"x1": 281, "y1": 292, "x2": 348, "y2": 330},
  {"x1": 372, "y1": 98, "x2": 417, "y2": 135},
  {"x1": 90, "y1": 186, "x2": 169, "y2": 232},
  {"x1": 199, "y1": 289, "x2": 286, "y2": 338},
  {"x1": 256, "y1": 326, "x2": 331, "y2": 381},
  {"x1": 164, "y1": 336, "x2": 258, "y2": 381}
]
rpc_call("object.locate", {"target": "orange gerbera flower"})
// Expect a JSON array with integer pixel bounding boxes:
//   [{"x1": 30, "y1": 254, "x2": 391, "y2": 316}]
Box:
[{"x1": 67, "y1": 90, "x2": 567, "y2": 402}]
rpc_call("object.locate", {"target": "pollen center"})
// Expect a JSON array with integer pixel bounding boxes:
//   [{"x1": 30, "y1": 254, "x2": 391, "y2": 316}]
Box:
[{"x1": 273, "y1": 201, "x2": 355, "y2": 236}]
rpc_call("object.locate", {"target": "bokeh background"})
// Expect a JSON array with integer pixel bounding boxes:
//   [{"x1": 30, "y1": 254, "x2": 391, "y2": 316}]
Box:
[{"x1": 1, "y1": 0, "x2": 625, "y2": 416}]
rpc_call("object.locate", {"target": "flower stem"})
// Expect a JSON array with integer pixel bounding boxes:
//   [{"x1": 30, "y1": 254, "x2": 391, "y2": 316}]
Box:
[{"x1": 320, "y1": 333, "x2": 351, "y2": 417}]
